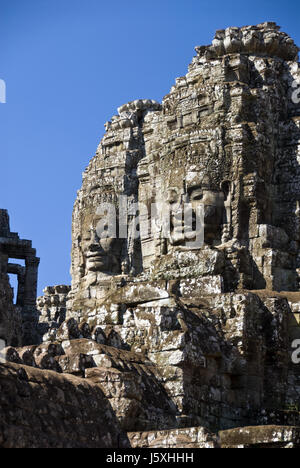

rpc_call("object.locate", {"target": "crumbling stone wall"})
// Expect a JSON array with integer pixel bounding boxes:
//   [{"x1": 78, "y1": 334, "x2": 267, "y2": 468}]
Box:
[
  {"x1": 15, "y1": 290, "x2": 300, "y2": 433},
  {"x1": 37, "y1": 285, "x2": 71, "y2": 342},
  {"x1": 0, "y1": 362, "x2": 126, "y2": 448},
  {"x1": 0, "y1": 210, "x2": 40, "y2": 346}
]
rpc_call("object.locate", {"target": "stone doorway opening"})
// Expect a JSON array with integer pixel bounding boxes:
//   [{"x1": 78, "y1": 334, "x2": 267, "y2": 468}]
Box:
[{"x1": 8, "y1": 259, "x2": 25, "y2": 306}]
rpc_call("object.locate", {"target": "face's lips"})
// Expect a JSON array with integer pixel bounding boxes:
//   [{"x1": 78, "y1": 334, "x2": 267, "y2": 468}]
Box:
[
  {"x1": 86, "y1": 252, "x2": 107, "y2": 272},
  {"x1": 86, "y1": 251, "x2": 106, "y2": 259}
]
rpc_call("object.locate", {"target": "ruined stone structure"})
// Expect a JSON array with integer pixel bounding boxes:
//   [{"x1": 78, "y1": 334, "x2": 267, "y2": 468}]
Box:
[
  {"x1": 1, "y1": 22, "x2": 300, "y2": 448},
  {"x1": 0, "y1": 210, "x2": 39, "y2": 346}
]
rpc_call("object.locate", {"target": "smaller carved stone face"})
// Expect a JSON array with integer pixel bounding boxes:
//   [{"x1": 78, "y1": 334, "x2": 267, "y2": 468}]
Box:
[
  {"x1": 166, "y1": 185, "x2": 204, "y2": 249},
  {"x1": 84, "y1": 231, "x2": 118, "y2": 273},
  {"x1": 191, "y1": 188, "x2": 224, "y2": 246},
  {"x1": 81, "y1": 212, "x2": 122, "y2": 276}
]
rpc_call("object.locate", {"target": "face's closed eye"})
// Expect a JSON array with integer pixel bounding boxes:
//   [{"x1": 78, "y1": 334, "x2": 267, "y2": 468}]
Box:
[
  {"x1": 191, "y1": 193, "x2": 203, "y2": 201},
  {"x1": 189, "y1": 187, "x2": 203, "y2": 201}
]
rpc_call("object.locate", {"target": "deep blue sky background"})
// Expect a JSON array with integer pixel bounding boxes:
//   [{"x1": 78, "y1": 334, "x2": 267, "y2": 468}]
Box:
[{"x1": 0, "y1": 0, "x2": 299, "y2": 296}]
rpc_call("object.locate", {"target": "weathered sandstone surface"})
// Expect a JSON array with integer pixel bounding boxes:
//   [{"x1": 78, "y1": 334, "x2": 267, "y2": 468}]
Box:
[{"x1": 1, "y1": 22, "x2": 300, "y2": 448}]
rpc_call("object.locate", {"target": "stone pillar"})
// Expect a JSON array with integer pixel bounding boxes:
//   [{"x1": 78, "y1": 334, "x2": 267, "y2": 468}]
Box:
[
  {"x1": 21, "y1": 256, "x2": 40, "y2": 345},
  {"x1": 24, "y1": 256, "x2": 40, "y2": 307},
  {"x1": 16, "y1": 267, "x2": 26, "y2": 307},
  {"x1": 0, "y1": 210, "x2": 10, "y2": 237}
]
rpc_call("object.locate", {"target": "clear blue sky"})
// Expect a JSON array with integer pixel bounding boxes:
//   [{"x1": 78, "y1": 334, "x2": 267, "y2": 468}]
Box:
[{"x1": 0, "y1": 0, "x2": 299, "y2": 296}]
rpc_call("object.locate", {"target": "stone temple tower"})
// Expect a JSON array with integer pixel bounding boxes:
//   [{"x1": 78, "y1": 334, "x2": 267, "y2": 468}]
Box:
[
  {"x1": 36, "y1": 22, "x2": 300, "y2": 434},
  {"x1": 68, "y1": 21, "x2": 300, "y2": 310}
]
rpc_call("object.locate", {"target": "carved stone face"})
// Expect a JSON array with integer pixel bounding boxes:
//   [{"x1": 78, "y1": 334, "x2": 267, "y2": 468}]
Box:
[
  {"x1": 188, "y1": 179, "x2": 224, "y2": 246},
  {"x1": 165, "y1": 173, "x2": 224, "y2": 249},
  {"x1": 81, "y1": 212, "x2": 122, "y2": 277},
  {"x1": 83, "y1": 231, "x2": 119, "y2": 274}
]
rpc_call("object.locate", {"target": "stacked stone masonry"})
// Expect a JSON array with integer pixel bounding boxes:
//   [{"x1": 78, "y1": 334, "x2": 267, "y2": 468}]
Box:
[
  {"x1": 0, "y1": 22, "x2": 300, "y2": 448},
  {"x1": 0, "y1": 209, "x2": 39, "y2": 346}
]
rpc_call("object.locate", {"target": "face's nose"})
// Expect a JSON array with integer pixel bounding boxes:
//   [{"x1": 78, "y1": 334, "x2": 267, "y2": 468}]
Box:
[
  {"x1": 89, "y1": 229, "x2": 102, "y2": 251},
  {"x1": 88, "y1": 229, "x2": 115, "y2": 254}
]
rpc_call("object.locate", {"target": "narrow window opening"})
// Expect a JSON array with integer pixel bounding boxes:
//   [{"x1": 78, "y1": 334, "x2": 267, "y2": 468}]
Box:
[{"x1": 8, "y1": 273, "x2": 18, "y2": 305}]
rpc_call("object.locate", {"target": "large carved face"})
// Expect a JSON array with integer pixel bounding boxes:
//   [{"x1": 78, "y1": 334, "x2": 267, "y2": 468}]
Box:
[{"x1": 165, "y1": 172, "x2": 224, "y2": 249}]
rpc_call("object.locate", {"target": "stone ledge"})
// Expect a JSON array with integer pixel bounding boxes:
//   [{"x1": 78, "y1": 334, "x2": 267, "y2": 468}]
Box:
[{"x1": 219, "y1": 425, "x2": 300, "y2": 448}]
